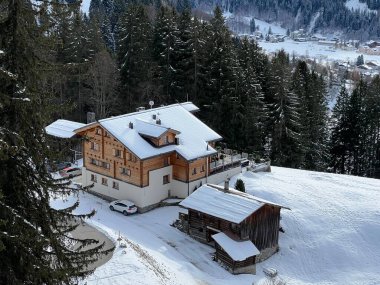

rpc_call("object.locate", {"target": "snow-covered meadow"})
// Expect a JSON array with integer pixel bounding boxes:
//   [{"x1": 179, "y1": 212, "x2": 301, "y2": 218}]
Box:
[{"x1": 52, "y1": 167, "x2": 380, "y2": 284}]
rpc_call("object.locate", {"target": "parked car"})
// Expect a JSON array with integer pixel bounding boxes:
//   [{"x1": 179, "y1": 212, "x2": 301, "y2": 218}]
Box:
[
  {"x1": 47, "y1": 161, "x2": 71, "y2": 172},
  {"x1": 109, "y1": 200, "x2": 138, "y2": 215},
  {"x1": 59, "y1": 167, "x2": 82, "y2": 178}
]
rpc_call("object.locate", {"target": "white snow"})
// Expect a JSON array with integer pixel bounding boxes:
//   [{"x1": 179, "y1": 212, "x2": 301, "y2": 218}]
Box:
[
  {"x1": 345, "y1": 0, "x2": 377, "y2": 14},
  {"x1": 45, "y1": 119, "x2": 86, "y2": 138},
  {"x1": 81, "y1": 0, "x2": 91, "y2": 15},
  {"x1": 51, "y1": 167, "x2": 380, "y2": 284},
  {"x1": 86, "y1": 103, "x2": 221, "y2": 160},
  {"x1": 212, "y1": 232, "x2": 260, "y2": 261}
]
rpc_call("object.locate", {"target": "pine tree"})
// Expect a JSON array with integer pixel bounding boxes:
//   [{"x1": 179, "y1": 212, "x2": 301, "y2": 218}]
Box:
[
  {"x1": 234, "y1": 179, "x2": 245, "y2": 192},
  {"x1": 292, "y1": 61, "x2": 328, "y2": 170},
  {"x1": 0, "y1": 0, "x2": 111, "y2": 283},
  {"x1": 117, "y1": 4, "x2": 153, "y2": 111},
  {"x1": 153, "y1": 6, "x2": 180, "y2": 104},
  {"x1": 236, "y1": 37, "x2": 267, "y2": 154},
  {"x1": 250, "y1": 18, "x2": 256, "y2": 33},
  {"x1": 365, "y1": 75, "x2": 380, "y2": 177},
  {"x1": 173, "y1": 2, "x2": 193, "y2": 102},
  {"x1": 330, "y1": 84, "x2": 351, "y2": 174},
  {"x1": 266, "y1": 50, "x2": 302, "y2": 167},
  {"x1": 203, "y1": 6, "x2": 237, "y2": 140}
]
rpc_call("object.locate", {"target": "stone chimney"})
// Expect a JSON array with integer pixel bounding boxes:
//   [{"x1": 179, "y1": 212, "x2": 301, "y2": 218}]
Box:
[
  {"x1": 87, "y1": 112, "x2": 96, "y2": 124},
  {"x1": 224, "y1": 179, "x2": 230, "y2": 192}
]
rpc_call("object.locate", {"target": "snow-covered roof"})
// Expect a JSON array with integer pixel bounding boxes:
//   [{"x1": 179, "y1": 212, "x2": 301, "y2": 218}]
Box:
[
  {"x1": 212, "y1": 232, "x2": 260, "y2": 261},
  {"x1": 180, "y1": 184, "x2": 287, "y2": 224},
  {"x1": 75, "y1": 102, "x2": 221, "y2": 161},
  {"x1": 179, "y1": 102, "x2": 200, "y2": 112},
  {"x1": 45, "y1": 119, "x2": 86, "y2": 138},
  {"x1": 134, "y1": 119, "x2": 172, "y2": 138}
]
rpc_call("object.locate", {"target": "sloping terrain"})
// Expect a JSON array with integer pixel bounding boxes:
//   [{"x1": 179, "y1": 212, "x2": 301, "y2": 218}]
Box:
[{"x1": 52, "y1": 167, "x2": 380, "y2": 284}]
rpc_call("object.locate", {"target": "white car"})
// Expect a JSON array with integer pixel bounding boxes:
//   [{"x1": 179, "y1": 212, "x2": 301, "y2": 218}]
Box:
[{"x1": 109, "y1": 200, "x2": 138, "y2": 215}]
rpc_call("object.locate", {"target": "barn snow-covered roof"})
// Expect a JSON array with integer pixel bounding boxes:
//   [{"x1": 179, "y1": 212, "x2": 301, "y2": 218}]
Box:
[
  {"x1": 212, "y1": 232, "x2": 260, "y2": 261},
  {"x1": 180, "y1": 184, "x2": 288, "y2": 224}
]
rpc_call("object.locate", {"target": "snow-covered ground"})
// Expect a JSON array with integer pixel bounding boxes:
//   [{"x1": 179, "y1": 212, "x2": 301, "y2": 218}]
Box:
[
  {"x1": 52, "y1": 167, "x2": 380, "y2": 285},
  {"x1": 258, "y1": 39, "x2": 380, "y2": 64}
]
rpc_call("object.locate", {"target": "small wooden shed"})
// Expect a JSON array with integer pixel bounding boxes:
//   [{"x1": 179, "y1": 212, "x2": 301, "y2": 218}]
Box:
[
  {"x1": 212, "y1": 232, "x2": 260, "y2": 274},
  {"x1": 179, "y1": 183, "x2": 289, "y2": 267}
]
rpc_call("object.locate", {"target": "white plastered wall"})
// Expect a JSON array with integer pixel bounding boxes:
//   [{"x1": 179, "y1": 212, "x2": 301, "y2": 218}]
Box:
[{"x1": 82, "y1": 166, "x2": 172, "y2": 209}]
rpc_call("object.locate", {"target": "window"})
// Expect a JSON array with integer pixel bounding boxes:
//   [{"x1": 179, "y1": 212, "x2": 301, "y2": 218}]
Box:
[
  {"x1": 114, "y1": 149, "x2": 122, "y2": 158},
  {"x1": 164, "y1": 157, "x2": 169, "y2": 166},
  {"x1": 105, "y1": 131, "x2": 110, "y2": 138},
  {"x1": 101, "y1": 161, "x2": 110, "y2": 169},
  {"x1": 96, "y1": 128, "x2": 101, "y2": 135},
  {"x1": 112, "y1": 181, "x2": 119, "y2": 190},
  {"x1": 90, "y1": 142, "x2": 99, "y2": 151},
  {"x1": 102, "y1": 177, "x2": 108, "y2": 186},
  {"x1": 201, "y1": 165, "x2": 205, "y2": 172},
  {"x1": 90, "y1": 159, "x2": 109, "y2": 170},
  {"x1": 163, "y1": 136, "x2": 168, "y2": 144},
  {"x1": 120, "y1": 167, "x2": 131, "y2": 176},
  {"x1": 163, "y1": 174, "x2": 170, "y2": 184},
  {"x1": 192, "y1": 168, "x2": 197, "y2": 175},
  {"x1": 90, "y1": 174, "x2": 97, "y2": 182}
]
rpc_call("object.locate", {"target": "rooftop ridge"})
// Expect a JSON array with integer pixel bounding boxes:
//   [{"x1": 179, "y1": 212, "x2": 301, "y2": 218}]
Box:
[{"x1": 98, "y1": 102, "x2": 192, "y2": 123}]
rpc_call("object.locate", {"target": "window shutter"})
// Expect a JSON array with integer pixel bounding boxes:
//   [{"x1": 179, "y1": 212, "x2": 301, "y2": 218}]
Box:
[{"x1": 112, "y1": 149, "x2": 116, "y2": 156}]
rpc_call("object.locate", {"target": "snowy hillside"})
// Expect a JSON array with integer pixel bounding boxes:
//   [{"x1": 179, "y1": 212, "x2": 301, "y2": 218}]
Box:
[
  {"x1": 52, "y1": 167, "x2": 380, "y2": 285},
  {"x1": 345, "y1": 0, "x2": 377, "y2": 14}
]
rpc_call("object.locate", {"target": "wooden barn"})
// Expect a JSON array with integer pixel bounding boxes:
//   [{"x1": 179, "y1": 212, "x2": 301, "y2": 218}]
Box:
[{"x1": 179, "y1": 182, "x2": 289, "y2": 273}]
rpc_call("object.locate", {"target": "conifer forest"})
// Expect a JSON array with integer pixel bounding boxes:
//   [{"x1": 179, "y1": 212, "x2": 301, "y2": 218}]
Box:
[
  {"x1": 24, "y1": 0, "x2": 378, "y2": 178},
  {"x1": 1, "y1": 0, "x2": 380, "y2": 283}
]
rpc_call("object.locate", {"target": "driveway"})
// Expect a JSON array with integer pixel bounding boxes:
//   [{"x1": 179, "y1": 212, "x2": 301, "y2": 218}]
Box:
[{"x1": 70, "y1": 221, "x2": 115, "y2": 271}]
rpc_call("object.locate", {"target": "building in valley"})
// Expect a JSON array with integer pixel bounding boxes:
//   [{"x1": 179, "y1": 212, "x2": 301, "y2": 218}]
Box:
[
  {"x1": 58, "y1": 102, "x2": 242, "y2": 212},
  {"x1": 178, "y1": 182, "x2": 289, "y2": 274}
]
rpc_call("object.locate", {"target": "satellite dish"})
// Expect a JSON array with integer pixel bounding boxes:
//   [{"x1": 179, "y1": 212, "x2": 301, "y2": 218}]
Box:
[{"x1": 149, "y1": 101, "x2": 154, "y2": 109}]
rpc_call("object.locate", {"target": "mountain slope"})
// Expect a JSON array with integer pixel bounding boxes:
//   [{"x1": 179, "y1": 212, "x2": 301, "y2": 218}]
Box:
[{"x1": 193, "y1": 0, "x2": 380, "y2": 40}]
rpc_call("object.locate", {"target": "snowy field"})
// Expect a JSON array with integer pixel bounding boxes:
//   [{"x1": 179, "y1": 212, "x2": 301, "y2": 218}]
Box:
[
  {"x1": 258, "y1": 39, "x2": 380, "y2": 64},
  {"x1": 52, "y1": 167, "x2": 380, "y2": 285}
]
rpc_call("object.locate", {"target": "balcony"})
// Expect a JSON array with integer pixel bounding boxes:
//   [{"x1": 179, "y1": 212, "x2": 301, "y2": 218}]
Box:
[{"x1": 209, "y1": 151, "x2": 243, "y2": 175}]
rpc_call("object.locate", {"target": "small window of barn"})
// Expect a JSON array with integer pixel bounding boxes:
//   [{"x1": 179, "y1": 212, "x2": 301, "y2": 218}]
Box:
[
  {"x1": 112, "y1": 181, "x2": 119, "y2": 190},
  {"x1": 102, "y1": 177, "x2": 108, "y2": 186},
  {"x1": 96, "y1": 128, "x2": 101, "y2": 135},
  {"x1": 90, "y1": 174, "x2": 97, "y2": 182}
]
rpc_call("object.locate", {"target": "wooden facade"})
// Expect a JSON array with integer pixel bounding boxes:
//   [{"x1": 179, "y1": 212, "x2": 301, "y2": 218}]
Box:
[
  {"x1": 186, "y1": 205, "x2": 281, "y2": 251},
  {"x1": 79, "y1": 124, "x2": 213, "y2": 188}
]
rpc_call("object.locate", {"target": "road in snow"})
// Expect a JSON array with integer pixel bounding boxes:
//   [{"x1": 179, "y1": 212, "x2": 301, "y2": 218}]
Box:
[{"x1": 52, "y1": 167, "x2": 380, "y2": 285}]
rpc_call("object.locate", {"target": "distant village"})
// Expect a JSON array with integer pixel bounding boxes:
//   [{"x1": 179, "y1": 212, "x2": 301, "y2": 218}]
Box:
[{"x1": 239, "y1": 26, "x2": 380, "y2": 80}]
